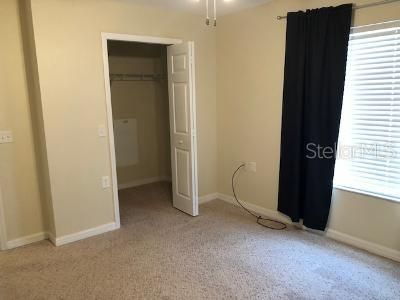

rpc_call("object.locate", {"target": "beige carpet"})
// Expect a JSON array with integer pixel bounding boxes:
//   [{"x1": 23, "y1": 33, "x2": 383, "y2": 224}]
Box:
[{"x1": 0, "y1": 182, "x2": 399, "y2": 299}]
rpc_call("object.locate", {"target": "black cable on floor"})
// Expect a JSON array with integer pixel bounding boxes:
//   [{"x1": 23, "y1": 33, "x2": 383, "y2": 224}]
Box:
[{"x1": 232, "y1": 164, "x2": 287, "y2": 230}]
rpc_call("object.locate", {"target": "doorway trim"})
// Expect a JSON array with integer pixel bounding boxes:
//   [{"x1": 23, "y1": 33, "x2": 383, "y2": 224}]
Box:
[
  {"x1": 101, "y1": 33, "x2": 183, "y2": 228},
  {"x1": 0, "y1": 186, "x2": 8, "y2": 250}
]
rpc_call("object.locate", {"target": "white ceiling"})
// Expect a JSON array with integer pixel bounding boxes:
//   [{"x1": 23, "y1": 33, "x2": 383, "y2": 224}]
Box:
[{"x1": 128, "y1": 0, "x2": 273, "y2": 16}]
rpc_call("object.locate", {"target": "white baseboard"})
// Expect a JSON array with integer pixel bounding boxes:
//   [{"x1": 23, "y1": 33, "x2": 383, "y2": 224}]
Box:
[
  {"x1": 47, "y1": 231, "x2": 56, "y2": 246},
  {"x1": 55, "y1": 222, "x2": 119, "y2": 246},
  {"x1": 7, "y1": 223, "x2": 119, "y2": 249},
  {"x1": 5, "y1": 222, "x2": 120, "y2": 249},
  {"x1": 216, "y1": 193, "x2": 292, "y2": 224},
  {"x1": 216, "y1": 192, "x2": 400, "y2": 263},
  {"x1": 326, "y1": 229, "x2": 400, "y2": 262},
  {"x1": 199, "y1": 193, "x2": 218, "y2": 204},
  {"x1": 118, "y1": 176, "x2": 171, "y2": 190},
  {"x1": 6, "y1": 232, "x2": 48, "y2": 249},
  {"x1": 5, "y1": 195, "x2": 399, "y2": 262}
]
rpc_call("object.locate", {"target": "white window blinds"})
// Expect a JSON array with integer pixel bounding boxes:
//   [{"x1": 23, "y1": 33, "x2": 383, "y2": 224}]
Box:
[{"x1": 334, "y1": 21, "x2": 400, "y2": 202}]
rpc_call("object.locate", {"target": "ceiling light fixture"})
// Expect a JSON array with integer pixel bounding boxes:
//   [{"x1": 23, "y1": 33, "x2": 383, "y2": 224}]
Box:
[
  {"x1": 203, "y1": 0, "x2": 232, "y2": 27},
  {"x1": 205, "y1": 0, "x2": 217, "y2": 27}
]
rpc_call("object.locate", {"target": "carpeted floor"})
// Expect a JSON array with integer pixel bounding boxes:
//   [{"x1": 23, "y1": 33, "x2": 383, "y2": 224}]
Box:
[{"x1": 0, "y1": 182, "x2": 399, "y2": 299}]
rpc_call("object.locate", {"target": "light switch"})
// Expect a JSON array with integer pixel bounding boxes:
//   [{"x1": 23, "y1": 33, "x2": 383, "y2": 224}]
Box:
[
  {"x1": 0, "y1": 131, "x2": 13, "y2": 144},
  {"x1": 102, "y1": 176, "x2": 111, "y2": 189},
  {"x1": 98, "y1": 125, "x2": 107, "y2": 137}
]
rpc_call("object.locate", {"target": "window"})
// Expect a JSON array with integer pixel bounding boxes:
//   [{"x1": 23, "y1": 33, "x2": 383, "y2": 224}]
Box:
[{"x1": 334, "y1": 21, "x2": 400, "y2": 202}]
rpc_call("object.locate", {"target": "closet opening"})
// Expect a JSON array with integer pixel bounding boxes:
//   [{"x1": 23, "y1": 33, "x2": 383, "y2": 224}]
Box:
[
  {"x1": 102, "y1": 34, "x2": 199, "y2": 229},
  {"x1": 108, "y1": 40, "x2": 172, "y2": 225}
]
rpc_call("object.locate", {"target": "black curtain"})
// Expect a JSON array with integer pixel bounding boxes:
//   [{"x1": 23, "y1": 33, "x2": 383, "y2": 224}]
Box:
[{"x1": 278, "y1": 4, "x2": 353, "y2": 230}]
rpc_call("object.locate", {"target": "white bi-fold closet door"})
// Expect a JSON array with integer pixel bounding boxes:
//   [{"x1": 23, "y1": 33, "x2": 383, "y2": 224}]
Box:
[{"x1": 167, "y1": 42, "x2": 199, "y2": 216}]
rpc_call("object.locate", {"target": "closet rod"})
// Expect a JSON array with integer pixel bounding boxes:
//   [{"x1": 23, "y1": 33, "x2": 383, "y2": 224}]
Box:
[
  {"x1": 110, "y1": 73, "x2": 166, "y2": 82},
  {"x1": 277, "y1": 0, "x2": 400, "y2": 20}
]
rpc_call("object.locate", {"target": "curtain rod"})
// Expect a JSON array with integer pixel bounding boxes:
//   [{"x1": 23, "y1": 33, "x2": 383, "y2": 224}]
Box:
[{"x1": 277, "y1": 0, "x2": 400, "y2": 20}]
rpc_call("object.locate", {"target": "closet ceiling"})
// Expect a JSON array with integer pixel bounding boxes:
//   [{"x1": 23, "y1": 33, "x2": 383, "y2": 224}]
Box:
[{"x1": 127, "y1": 0, "x2": 272, "y2": 15}]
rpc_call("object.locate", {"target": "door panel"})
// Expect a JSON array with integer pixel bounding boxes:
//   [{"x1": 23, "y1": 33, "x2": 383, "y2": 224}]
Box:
[
  {"x1": 172, "y1": 83, "x2": 189, "y2": 134},
  {"x1": 167, "y1": 42, "x2": 198, "y2": 216},
  {"x1": 172, "y1": 55, "x2": 187, "y2": 73},
  {"x1": 176, "y1": 149, "x2": 190, "y2": 198}
]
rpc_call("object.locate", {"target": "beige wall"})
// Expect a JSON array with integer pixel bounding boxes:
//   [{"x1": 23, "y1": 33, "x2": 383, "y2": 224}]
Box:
[
  {"x1": 29, "y1": 0, "x2": 217, "y2": 237},
  {"x1": 109, "y1": 42, "x2": 171, "y2": 185},
  {"x1": 0, "y1": 0, "x2": 45, "y2": 241},
  {"x1": 21, "y1": 0, "x2": 57, "y2": 238},
  {"x1": 1, "y1": 0, "x2": 398, "y2": 254},
  {"x1": 217, "y1": 0, "x2": 400, "y2": 251}
]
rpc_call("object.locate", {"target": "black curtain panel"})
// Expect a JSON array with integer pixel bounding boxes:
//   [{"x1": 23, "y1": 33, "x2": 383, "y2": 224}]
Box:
[{"x1": 278, "y1": 4, "x2": 353, "y2": 230}]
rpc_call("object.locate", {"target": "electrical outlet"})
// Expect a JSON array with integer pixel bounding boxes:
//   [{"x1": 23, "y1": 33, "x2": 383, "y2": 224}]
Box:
[
  {"x1": 0, "y1": 131, "x2": 13, "y2": 144},
  {"x1": 102, "y1": 176, "x2": 111, "y2": 189},
  {"x1": 245, "y1": 162, "x2": 257, "y2": 172}
]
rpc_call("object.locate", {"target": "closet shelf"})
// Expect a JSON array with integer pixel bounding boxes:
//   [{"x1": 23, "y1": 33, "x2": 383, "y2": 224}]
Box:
[{"x1": 110, "y1": 73, "x2": 166, "y2": 83}]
